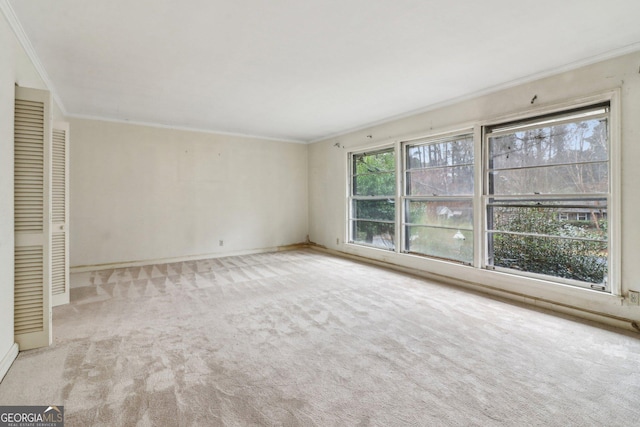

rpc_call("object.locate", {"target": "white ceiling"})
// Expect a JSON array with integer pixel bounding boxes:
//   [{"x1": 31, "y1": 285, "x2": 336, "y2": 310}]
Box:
[{"x1": 6, "y1": 0, "x2": 640, "y2": 142}]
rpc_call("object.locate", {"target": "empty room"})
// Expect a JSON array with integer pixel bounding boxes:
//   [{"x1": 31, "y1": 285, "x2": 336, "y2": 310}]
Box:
[{"x1": 1, "y1": 1, "x2": 640, "y2": 425}]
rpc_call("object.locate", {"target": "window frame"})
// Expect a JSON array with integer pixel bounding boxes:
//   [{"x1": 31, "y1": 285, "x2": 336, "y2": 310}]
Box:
[
  {"x1": 481, "y1": 94, "x2": 620, "y2": 294},
  {"x1": 348, "y1": 146, "x2": 397, "y2": 251},
  {"x1": 401, "y1": 131, "x2": 475, "y2": 264}
]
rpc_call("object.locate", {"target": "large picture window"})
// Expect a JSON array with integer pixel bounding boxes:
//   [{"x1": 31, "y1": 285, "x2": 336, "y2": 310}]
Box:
[
  {"x1": 403, "y1": 134, "x2": 474, "y2": 263},
  {"x1": 349, "y1": 148, "x2": 396, "y2": 250},
  {"x1": 345, "y1": 96, "x2": 617, "y2": 295},
  {"x1": 484, "y1": 104, "x2": 610, "y2": 291}
]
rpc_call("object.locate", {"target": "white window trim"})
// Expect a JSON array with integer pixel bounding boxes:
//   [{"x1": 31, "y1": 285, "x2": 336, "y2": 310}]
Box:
[
  {"x1": 347, "y1": 145, "x2": 397, "y2": 251},
  {"x1": 479, "y1": 89, "x2": 621, "y2": 295},
  {"x1": 400, "y1": 130, "x2": 475, "y2": 264}
]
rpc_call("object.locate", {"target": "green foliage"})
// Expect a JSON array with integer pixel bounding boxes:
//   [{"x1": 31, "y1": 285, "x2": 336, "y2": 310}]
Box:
[
  {"x1": 353, "y1": 150, "x2": 395, "y2": 196},
  {"x1": 493, "y1": 208, "x2": 607, "y2": 284},
  {"x1": 352, "y1": 149, "x2": 395, "y2": 247}
]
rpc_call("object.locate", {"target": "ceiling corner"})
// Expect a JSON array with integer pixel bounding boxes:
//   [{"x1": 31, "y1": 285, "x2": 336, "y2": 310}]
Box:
[{"x1": 1, "y1": 0, "x2": 67, "y2": 115}]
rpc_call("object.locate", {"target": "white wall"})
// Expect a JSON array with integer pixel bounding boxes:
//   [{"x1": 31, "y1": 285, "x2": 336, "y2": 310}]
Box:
[
  {"x1": 308, "y1": 52, "x2": 640, "y2": 326},
  {"x1": 0, "y1": 12, "x2": 64, "y2": 377},
  {"x1": 69, "y1": 118, "x2": 309, "y2": 268},
  {"x1": 0, "y1": 12, "x2": 17, "y2": 378}
]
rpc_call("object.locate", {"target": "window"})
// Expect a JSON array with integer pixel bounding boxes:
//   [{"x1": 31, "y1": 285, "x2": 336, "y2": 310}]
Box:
[
  {"x1": 403, "y1": 134, "x2": 474, "y2": 263},
  {"x1": 349, "y1": 148, "x2": 396, "y2": 250},
  {"x1": 484, "y1": 104, "x2": 610, "y2": 291},
  {"x1": 345, "y1": 95, "x2": 617, "y2": 295}
]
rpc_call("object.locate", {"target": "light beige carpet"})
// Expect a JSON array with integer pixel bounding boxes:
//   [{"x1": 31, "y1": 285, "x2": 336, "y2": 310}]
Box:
[{"x1": 1, "y1": 249, "x2": 639, "y2": 426}]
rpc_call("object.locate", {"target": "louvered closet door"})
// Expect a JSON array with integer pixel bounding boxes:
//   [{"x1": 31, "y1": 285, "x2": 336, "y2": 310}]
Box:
[
  {"x1": 14, "y1": 86, "x2": 52, "y2": 351},
  {"x1": 51, "y1": 123, "x2": 69, "y2": 306}
]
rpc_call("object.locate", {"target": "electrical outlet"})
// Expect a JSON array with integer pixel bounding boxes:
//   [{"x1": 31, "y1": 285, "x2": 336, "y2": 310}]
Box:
[
  {"x1": 219, "y1": 240, "x2": 224, "y2": 247},
  {"x1": 629, "y1": 290, "x2": 640, "y2": 306},
  {"x1": 336, "y1": 238, "x2": 340, "y2": 245}
]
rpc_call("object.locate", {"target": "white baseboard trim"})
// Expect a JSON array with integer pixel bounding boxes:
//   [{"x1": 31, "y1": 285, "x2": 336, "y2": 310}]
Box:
[
  {"x1": 310, "y1": 245, "x2": 640, "y2": 334},
  {"x1": 0, "y1": 343, "x2": 19, "y2": 383},
  {"x1": 70, "y1": 243, "x2": 308, "y2": 273}
]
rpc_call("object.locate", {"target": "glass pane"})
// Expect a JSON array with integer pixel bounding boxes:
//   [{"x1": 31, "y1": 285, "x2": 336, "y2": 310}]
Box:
[
  {"x1": 352, "y1": 220, "x2": 395, "y2": 250},
  {"x1": 353, "y1": 172, "x2": 395, "y2": 196},
  {"x1": 489, "y1": 232, "x2": 607, "y2": 284},
  {"x1": 489, "y1": 201, "x2": 607, "y2": 240},
  {"x1": 489, "y1": 162, "x2": 608, "y2": 195},
  {"x1": 406, "y1": 166, "x2": 474, "y2": 196},
  {"x1": 352, "y1": 199, "x2": 395, "y2": 221},
  {"x1": 406, "y1": 199, "x2": 473, "y2": 229},
  {"x1": 406, "y1": 226, "x2": 473, "y2": 264},
  {"x1": 354, "y1": 150, "x2": 395, "y2": 174},
  {"x1": 489, "y1": 118, "x2": 608, "y2": 170},
  {"x1": 407, "y1": 136, "x2": 473, "y2": 169}
]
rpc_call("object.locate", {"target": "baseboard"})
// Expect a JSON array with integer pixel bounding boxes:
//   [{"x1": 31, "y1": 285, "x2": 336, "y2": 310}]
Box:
[
  {"x1": 0, "y1": 343, "x2": 19, "y2": 383},
  {"x1": 310, "y1": 245, "x2": 640, "y2": 334},
  {"x1": 70, "y1": 243, "x2": 309, "y2": 273}
]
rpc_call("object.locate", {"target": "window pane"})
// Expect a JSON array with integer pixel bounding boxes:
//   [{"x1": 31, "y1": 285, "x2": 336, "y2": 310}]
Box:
[
  {"x1": 406, "y1": 199, "x2": 473, "y2": 229},
  {"x1": 489, "y1": 118, "x2": 608, "y2": 170},
  {"x1": 353, "y1": 148, "x2": 395, "y2": 196},
  {"x1": 490, "y1": 232, "x2": 607, "y2": 284},
  {"x1": 353, "y1": 172, "x2": 395, "y2": 196},
  {"x1": 350, "y1": 148, "x2": 396, "y2": 249},
  {"x1": 406, "y1": 135, "x2": 474, "y2": 196},
  {"x1": 354, "y1": 150, "x2": 395, "y2": 174},
  {"x1": 352, "y1": 199, "x2": 395, "y2": 221},
  {"x1": 352, "y1": 220, "x2": 395, "y2": 250},
  {"x1": 488, "y1": 200, "x2": 608, "y2": 241},
  {"x1": 406, "y1": 166, "x2": 474, "y2": 196},
  {"x1": 406, "y1": 226, "x2": 473, "y2": 264},
  {"x1": 407, "y1": 136, "x2": 474, "y2": 169},
  {"x1": 485, "y1": 104, "x2": 610, "y2": 289},
  {"x1": 489, "y1": 162, "x2": 608, "y2": 195}
]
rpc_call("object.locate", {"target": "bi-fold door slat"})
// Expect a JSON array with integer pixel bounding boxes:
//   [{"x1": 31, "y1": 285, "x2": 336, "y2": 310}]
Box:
[
  {"x1": 51, "y1": 124, "x2": 69, "y2": 307},
  {"x1": 14, "y1": 86, "x2": 52, "y2": 350}
]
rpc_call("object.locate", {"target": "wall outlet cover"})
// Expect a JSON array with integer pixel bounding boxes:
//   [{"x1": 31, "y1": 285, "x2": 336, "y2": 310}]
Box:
[{"x1": 628, "y1": 290, "x2": 639, "y2": 306}]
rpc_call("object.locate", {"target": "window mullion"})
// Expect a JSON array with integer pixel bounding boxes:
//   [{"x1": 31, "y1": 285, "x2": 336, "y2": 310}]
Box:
[
  {"x1": 395, "y1": 140, "x2": 403, "y2": 254},
  {"x1": 473, "y1": 124, "x2": 484, "y2": 268}
]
